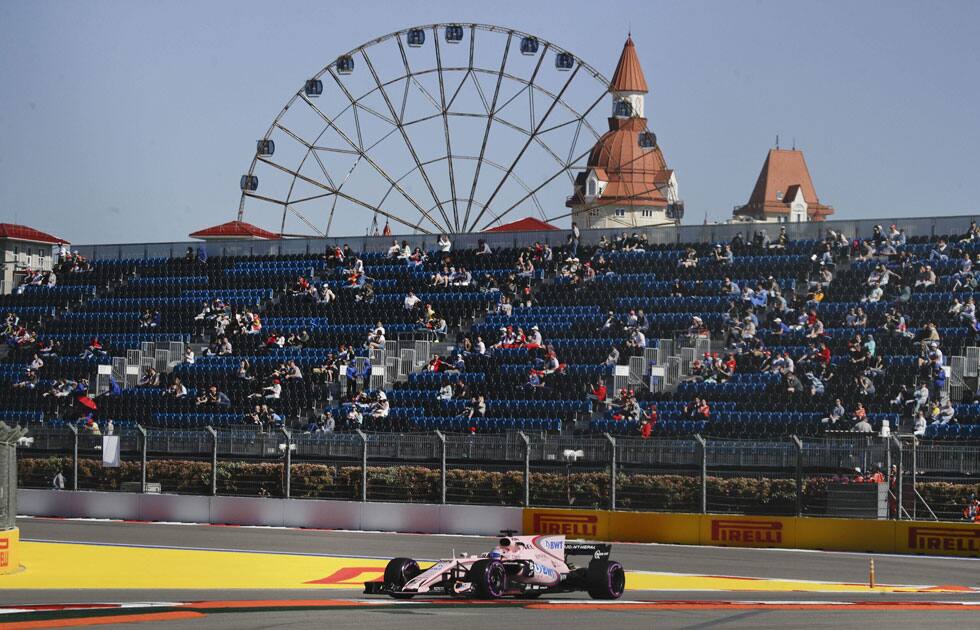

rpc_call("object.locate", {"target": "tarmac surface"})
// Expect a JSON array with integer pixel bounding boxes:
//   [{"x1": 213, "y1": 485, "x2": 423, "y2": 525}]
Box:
[{"x1": 2, "y1": 517, "x2": 978, "y2": 628}]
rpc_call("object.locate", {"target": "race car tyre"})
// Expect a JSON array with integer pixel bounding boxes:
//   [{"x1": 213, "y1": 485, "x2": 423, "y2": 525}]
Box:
[
  {"x1": 586, "y1": 559, "x2": 626, "y2": 600},
  {"x1": 384, "y1": 557, "x2": 420, "y2": 599},
  {"x1": 469, "y1": 559, "x2": 508, "y2": 599}
]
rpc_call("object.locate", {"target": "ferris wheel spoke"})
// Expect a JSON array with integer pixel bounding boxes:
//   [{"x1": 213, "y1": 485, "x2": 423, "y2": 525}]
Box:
[
  {"x1": 309, "y1": 150, "x2": 340, "y2": 190},
  {"x1": 324, "y1": 69, "x2": 365, "y2": 151},
  {"x1": 360, "y1": 47, "x2": 455, "y2": 234},
  {"x1": 300, "y1": 93, "x2": 449, "y2": 234},
  {"x1": 461, "y1": 32, "x2": 511, "y2": 231},
  {"x1": 469, "y1": 63, "x2": 580, "y2": 231},
  {"x1": 433, "y1": 28, "x2": 462, "y2": 232},
  {"x1": 477, "y1": 143, "x2": 593, "y2": 231}
]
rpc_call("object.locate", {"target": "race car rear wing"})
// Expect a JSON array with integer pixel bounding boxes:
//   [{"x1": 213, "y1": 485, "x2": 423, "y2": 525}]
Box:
[{"x1": 564, "y1": 542, "x2": 611, "y2": 561}]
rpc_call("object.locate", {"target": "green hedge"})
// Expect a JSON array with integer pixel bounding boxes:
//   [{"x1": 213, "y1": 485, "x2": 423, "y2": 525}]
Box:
[{"x1": 17, "y1": 457, "x2": 976, "y2": 517}]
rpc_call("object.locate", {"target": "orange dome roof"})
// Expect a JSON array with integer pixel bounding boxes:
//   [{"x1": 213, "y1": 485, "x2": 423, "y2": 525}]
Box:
[{"x1": 585, "y1": 117, "x2": 671, "y2": 206}]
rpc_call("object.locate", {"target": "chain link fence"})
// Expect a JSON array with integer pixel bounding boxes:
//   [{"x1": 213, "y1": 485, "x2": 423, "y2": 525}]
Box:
[{"x1": 15, "y1": 426, "x2": 980, "y2": 521}]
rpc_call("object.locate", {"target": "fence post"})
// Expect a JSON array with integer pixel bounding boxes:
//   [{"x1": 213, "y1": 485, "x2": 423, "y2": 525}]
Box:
[
  {"x1": 694, "y1": 434, "x2": 706, "y2": 514},
  {"x1": 604, "y1": 433, "x2": 616, "y2": 511},
  {"x1": 206, "y1": 426, "x2": 217, "y2": 496},
  {"x1": 68, "y1": 424, "x2": 78, "y2": 491},
  {"x1": 911, "y1": 436, "x2": 917, "y2": 520},
  {"x1": 435, "y1": 430, "x2": 446, "y2": 505},
  {"x1": 280, "y1": 427, "x2": 291, "y2": 499},
  {"x1": 138, "y1": 425, "x2": 147, "y2": 493},
  {"x1": 357, "y1": 429, "x2": 368, "y2": 502},
  {"x1": 519, "y1": 431, "x2": 530, "y2": 507},
  {"x1": 790, "y1": 435, "x2": 803, "y2": 517},
  {"x1": 890, "y1": 435, "x2": 903, "y2": 520}
]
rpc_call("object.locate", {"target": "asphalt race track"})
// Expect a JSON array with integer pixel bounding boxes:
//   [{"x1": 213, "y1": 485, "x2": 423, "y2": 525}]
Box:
[{"x1": 2, "y1": 517, "x2": 979, "y2": 629}]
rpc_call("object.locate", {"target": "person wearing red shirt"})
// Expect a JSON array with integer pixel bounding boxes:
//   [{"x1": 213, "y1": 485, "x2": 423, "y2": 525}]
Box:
[{"x1": 588, "y1": 379, "x2": 607, "y2": 412}]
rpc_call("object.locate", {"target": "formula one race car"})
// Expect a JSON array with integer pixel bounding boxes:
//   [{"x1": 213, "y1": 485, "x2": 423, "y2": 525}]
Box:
[{"x1": 364, "y1": 531, "x2": 625, "y2": 600}]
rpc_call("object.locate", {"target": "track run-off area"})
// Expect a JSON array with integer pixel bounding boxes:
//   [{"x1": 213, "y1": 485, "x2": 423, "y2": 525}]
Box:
[{"x1": 1, "y1": 517, "x2": 979, "y2": 628}]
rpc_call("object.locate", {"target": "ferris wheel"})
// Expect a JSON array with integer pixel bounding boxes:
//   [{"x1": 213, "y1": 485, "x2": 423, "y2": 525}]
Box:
[{"x1": 237, "y1": 23, "x2": 661, "y2": 236}]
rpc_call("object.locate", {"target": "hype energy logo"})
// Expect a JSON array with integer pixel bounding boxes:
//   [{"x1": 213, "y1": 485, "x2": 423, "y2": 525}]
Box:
[
  {"x1": 710, "y1": 519, "x2": 783, "y2": 545},
  {"x1": 532, "y1": 512, "x2": 598, "y2": 537},
  {"x1": 908, "y1": 527, "x2": 980, "y2": 553}
]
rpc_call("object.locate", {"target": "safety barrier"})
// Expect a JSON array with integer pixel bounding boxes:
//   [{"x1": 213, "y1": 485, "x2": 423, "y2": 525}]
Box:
[
  {"x1": 523, "y1": 508, "x2": 980, "y2": 558},
  {"x1": 0, "y1": 528, "x2": 19, "y2": 575},
  {"x1": 17, "y1": 489, "x2": 522, "y2": 537}
]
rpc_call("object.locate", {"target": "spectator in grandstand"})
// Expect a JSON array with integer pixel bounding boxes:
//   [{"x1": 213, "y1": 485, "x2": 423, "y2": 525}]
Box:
[
  {"x1": 365, "y1": 323, "x2": 386, "y2": 350},
  {"x1": 851, "y1": 404, "x2": 872, "y2": 432},
  {"x1": 182, "y1": 346, "x2": 195, "y2": 365},
  {"x1": 370, "y1": 391, "x2": 390, "y2": 419},
  {"x1": 627, "y1": 327, "x2": 647, "y2": 350},
  {"x1": 437, "y1": 233, "x2": 452, "y2": 259},
  {"x1": 913, "y1": 411, "x2": 928, "y2": 436},
  {"x1": 79, "y1": 338, "x2": 107, "y2": 360},
  {"x1": 462, "y1": 396, "x2": 486, "y2": 419},
  {"x1": 475, "y1": 239, "x2": 492, "y2": 256},
  {"x1": 962, "y1": 495, "x2": 980, "y2": 523},
  {"x1": 604, "y1": 345, "x2": 620, "y2": 367},
  {"x1": 403, "y1": 290, "x2": 421, "y2": 312},
  {"x1": 525, "y1": 370, "x2": 545, "y2": 389},
  {"x1": 678, "y1": 247, "x2": 698, "y2": 269},
  {"x1": 248, "y1": 378, "x2": 281, "y2": 401},
  {"x1": 570, "y1": 222, "x2": 581, "y2": 257},
  {"x1": 437, "y1": 382, "x2": 453, "y2": 401},
  {"x1": 936, "y1": 399, "x2": 956, "y2": 424},
  {"x1": 284, "y1": 360, "x2": 303, "y2": 381},
  {"x1": 138, "y1": 366, "x2": 160, "y2": 387},
  {"x1": 914, "y1": 264, "x2": 937, "y2": 288},
  {"x1": 163, "y1": 377, "x2": 186, "y2": 398},
  {"x1": 822, "y1": 399, "x2": 846, "y2": 427},
  {"x1": 12, "y1": 369, "x2": 38, "y2": 389}
]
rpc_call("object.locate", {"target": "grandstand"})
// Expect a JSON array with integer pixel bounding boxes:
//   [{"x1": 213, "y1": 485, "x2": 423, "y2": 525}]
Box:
[{"x1": 3, "y1": 216, "x2": 980, "y2": 446}]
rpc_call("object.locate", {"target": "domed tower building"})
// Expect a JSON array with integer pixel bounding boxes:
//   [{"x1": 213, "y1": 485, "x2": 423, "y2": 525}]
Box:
[{"x1": 567, "y1": 36, "x2": 682, "y2": 229}]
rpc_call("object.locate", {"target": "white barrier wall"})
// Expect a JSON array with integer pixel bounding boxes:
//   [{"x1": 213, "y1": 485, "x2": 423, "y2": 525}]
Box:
[{"x1": 17, "y1": 489, "x2": 522, "y2": 536}]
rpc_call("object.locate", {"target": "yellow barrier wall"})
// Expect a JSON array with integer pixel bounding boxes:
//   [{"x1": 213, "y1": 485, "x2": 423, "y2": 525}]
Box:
[
  {"x1": 0, "y1": 528, "x2": 20, "y2": 575},
  {"x1": 699, "y1": 514, "x2": 796, "y2": 549},
  {"x1": 796, "y1": 517, "x2": 894, "y2": 553},
  {"x1": 522, "y1": 508, "x2": 980, "y2": 557}
]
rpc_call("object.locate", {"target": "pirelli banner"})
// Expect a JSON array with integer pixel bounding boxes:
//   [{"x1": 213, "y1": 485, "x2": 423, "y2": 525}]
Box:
[{"x1": 523, "y1": 509, "x2": 980, "y2": 558}]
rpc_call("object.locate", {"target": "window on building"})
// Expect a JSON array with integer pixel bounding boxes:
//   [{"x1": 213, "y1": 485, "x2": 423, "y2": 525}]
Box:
[
  {"x1": 587, "y1": 179, "x2": 596, "y2": 196},
  {"x1": 641, "y1": 209, "x2": 653, "y2": 217},
  {"x1": 615, "y1": 208, "x2": 626, "y2": 217},
  {"x1": 589, "y1": 209, "x2": 599, "y2": 216},
  {"x1": 775, "y1": 191, "x2": 784, "y2": 201}
]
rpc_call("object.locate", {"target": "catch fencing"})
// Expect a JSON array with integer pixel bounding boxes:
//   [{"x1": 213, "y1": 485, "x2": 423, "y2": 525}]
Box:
[{"x1": 16, "y1": 426, "x2": 980, "y2": 521}]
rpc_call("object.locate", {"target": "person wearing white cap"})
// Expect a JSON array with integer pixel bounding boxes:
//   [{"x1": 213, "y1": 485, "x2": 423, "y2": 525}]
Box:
[{"x1": 529, "y1": 325, "x2": 543, "y2": 347}]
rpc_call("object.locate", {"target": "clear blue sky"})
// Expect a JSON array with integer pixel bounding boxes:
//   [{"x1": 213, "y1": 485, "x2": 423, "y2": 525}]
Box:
[{"x1": 1, "y1": 0, "x2": 978, "y2": 244}]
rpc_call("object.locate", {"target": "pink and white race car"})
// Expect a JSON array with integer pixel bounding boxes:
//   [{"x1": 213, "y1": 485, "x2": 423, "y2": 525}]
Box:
[{"x1": 364, "y1": 530, "x2": 626, "y2": 600}]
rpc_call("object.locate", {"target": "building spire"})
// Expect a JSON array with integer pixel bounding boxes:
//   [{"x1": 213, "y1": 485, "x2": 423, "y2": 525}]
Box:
[{"x1": 609, "y1": 36, "x2": 649, "y2": 93}]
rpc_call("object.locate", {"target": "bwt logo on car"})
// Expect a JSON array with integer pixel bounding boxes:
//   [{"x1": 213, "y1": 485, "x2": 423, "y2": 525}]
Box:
[
  {"x1": 710, "y1": 519, "x2": 783, "y2": 544},
  {"x1": 908, "y1": 527, "x2": 980, "y2": 552},
  {"x1": 532, "y1": 513, "x2": 598, "y2": 536},
  {"x1": 532, "y1": 562, "x2": 558, "y2": 580},
  {"x1": 544, "y1": 539, "x2": 564, "y2": 551}
]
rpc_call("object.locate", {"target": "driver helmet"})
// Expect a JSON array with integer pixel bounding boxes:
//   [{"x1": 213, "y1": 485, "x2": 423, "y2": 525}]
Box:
[{"x1": 489, "y1": 550, "x2": 503, "y2": 561}]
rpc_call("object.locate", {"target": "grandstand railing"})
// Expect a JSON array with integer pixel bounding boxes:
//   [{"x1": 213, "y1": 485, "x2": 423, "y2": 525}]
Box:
[
  {"x1": 17, "y1": 426, "x2": 979, "y2": 521},
  {"x1": 69, "y1": 213, "x2": 980, "y2": 261}
]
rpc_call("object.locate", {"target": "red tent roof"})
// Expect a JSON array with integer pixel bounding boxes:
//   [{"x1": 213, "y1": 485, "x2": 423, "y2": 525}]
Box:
[
  {"x1": 0, "y1": 223, "x2": 68, "y2": 244},
  {"x1": 189, "y1": 220, "x2": 281, "y2": 240},
  {"x1": 484, "y1": 217, "x2": 559, "y2": 233}
]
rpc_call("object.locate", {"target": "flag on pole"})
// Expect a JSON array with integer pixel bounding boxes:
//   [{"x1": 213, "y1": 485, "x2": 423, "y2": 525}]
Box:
[{"x1": 102, "y1": 435, "x2": 121, "y2": 468}]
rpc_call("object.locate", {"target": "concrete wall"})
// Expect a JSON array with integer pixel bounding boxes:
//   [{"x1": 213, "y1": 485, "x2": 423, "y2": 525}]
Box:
[{"x1": 17, "y1": 489, "x2": 522, "y2": 536}]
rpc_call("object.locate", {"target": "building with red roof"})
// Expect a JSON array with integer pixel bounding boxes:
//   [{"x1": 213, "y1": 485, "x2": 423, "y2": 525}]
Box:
[
  {"x1": 733, "y1": 148, "x2": 833, "y2": 222},
  {"x1": 566, "y1": 36, "x2": 682, "y2": 229},
  {"x1": 0, "y1": 223, "x2": 69, "y2": 294},
  {"x1": 188, "y1": 220, "x2": 281, "y2": 241}
]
